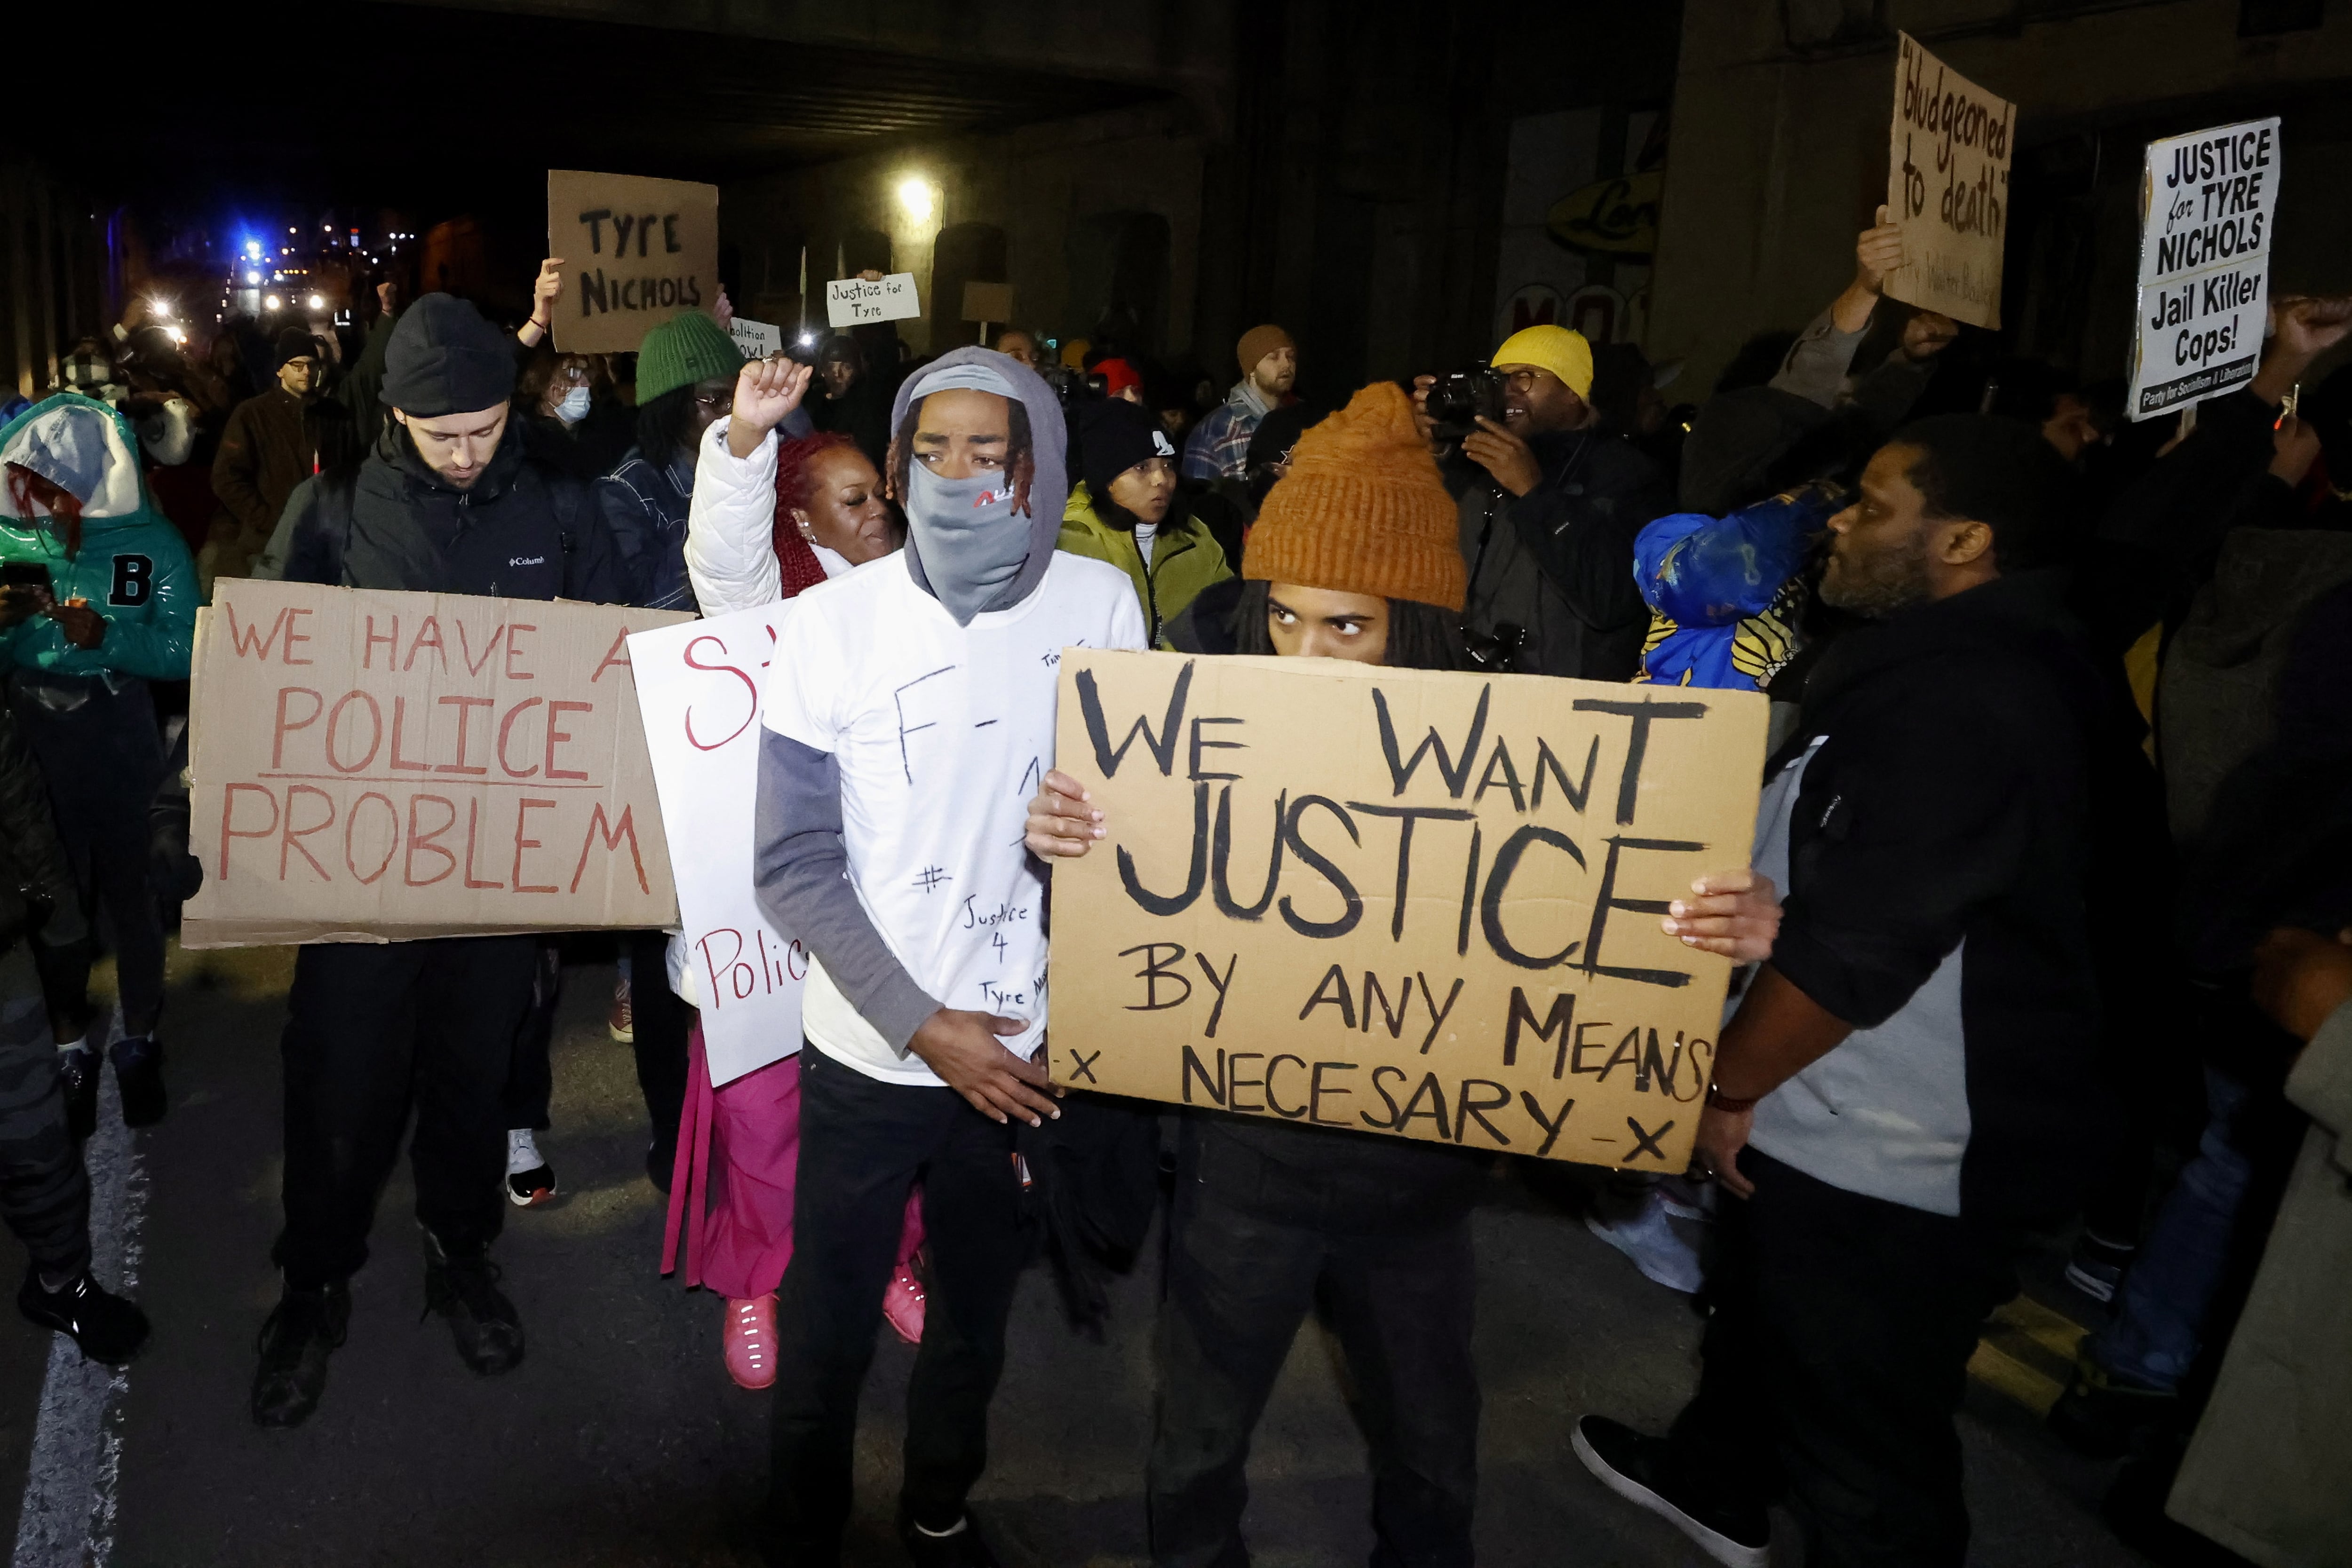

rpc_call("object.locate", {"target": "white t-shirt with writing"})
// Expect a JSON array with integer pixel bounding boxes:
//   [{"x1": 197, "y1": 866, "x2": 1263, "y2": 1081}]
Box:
[{"x1": 762, "y1": 549, "x2": 1147, "y2": 1085}]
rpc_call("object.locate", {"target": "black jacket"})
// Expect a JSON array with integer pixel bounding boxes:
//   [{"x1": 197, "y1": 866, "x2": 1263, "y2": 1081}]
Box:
[
  {"x1": 1455, "y1": 426, "x2": 1672, "y2": 682},
  {"x1": 280, "y1": 424, "x2": 622, "y2": 602},
  {"x1": 1772, "y1": 570, "x2": 2108, "y2": 1227},
  {"x1": 0, "y1": 706, "x2": 76, "y2": 949}
]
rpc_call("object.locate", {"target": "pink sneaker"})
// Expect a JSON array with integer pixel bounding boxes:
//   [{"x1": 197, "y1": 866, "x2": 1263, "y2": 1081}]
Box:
[
  {"x1": 724, "y1": 1295, "x2": 776, "y2": 1389},
  {"x1": 882, "y1": 1263, "x2": 926, "y2": 1345}
]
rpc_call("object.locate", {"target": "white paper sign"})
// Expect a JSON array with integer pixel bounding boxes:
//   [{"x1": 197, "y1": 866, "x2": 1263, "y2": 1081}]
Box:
[
  {"x1": 730, "y1": 316, "x2": 783, "y2": 360},
  {"x1": 628, "y1": 606, "x2": 803, "y2": 1086},
  {"x1": 826, "y1": 273, "x2": 920, "y2": 328},
  {"x1": 2128, "y1": 118, "x2": 2282, "y2": 420}
]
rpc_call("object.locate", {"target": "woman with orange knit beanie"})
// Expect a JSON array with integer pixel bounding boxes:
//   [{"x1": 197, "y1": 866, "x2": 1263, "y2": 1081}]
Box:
[{"x1": 1029, "y1": 380, "x2": 1781, "y2": 1568}]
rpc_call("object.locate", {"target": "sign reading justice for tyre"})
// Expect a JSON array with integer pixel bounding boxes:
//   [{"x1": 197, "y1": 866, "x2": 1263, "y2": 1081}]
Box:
[{"x1": 1046, "y1": 652, "x2": 1768, "y2": 1172}]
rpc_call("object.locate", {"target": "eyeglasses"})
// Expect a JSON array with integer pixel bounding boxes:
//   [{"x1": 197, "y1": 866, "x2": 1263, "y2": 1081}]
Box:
[
  {"x1": 1498, "y1": 370, "x2": 1542, "y2": 395},
  {"x1": 692, "y1": 390, "x2": 734, "y2": 412}
]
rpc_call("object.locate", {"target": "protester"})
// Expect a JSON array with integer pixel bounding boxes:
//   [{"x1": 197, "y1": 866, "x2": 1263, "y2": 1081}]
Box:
[
  {"x1": 753, "y1": 346, "x2": 1143, "y2": 1564},
  {"x1": 0, "y1": 697, "x2": 146, "y2": 1365},
  {"x1": 1181, "y1": 325, "x2": 1295, "y2": 483},
  {"x1": 207, "y1": 328, "x2": 326, "y2": 584},
  {"x1": 1029, "y1": 381, "x2": 1782, "y2": 1568},
  {"x1": 1093, "y1": 356, "x2": 1146, "y2": 405},
  {"x1": 808, "y1": 333, "x2": 892, "y2": 473},
  {"x1": 1423, "y1": 324, "x2": 1672, "y2": 680},
  {"x1": 1574, "y1": 416, "x2": 2108, "y2": 1568},
  {"x1": 0, "y1": 394, "x2": 196, "y2": 1144},
  {"x1": 1059, "y1": 396, "x2": 1230, "y2": 647},
  {"x1": 664, "y1": 372, "x2": 925, "y2": 1390},
  {"x1": 517, "y1": 349, "x2": 634, "y2": 483},
  {"x1": 252, "y1": 294, "x2": 623, "y2": 1429},
  {"x1": 990, "y1": 329, "x2": 1038, "y2": 369},
  {"x1": 596, "y1": 310, "x2": 756, "y2": 614}
]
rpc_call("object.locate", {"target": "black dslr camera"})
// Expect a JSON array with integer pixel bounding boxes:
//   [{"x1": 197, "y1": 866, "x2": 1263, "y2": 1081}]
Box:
[
  {"x1": 1425, "y1": 365, "x2": 1505, "y2": 443},
  {"x1": 1040, "y1": 365, "x2": 1107, "y2": 409}
]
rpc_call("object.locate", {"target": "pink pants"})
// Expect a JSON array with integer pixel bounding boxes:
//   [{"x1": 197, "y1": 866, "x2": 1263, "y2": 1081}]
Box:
[{"x1": 661, "y1": 1022, "x2": 923, "y2": 1299}]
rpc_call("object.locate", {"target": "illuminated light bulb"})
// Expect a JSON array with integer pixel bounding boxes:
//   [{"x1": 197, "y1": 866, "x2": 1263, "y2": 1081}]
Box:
[
  {"x1": 264, "y1": 295, "x2": 282, "y2": 311},
  {"x1": 307, "y1": 294, "x2": 325, "y2": 310},
  {"x1": 896, "y1": 177, "x2": 934, "y2": 222}
]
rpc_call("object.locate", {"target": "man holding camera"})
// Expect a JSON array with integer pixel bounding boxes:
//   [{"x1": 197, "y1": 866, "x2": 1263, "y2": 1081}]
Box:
[{"x1": 1419, "y1": 325, "x2": 1673, "y2": 681}]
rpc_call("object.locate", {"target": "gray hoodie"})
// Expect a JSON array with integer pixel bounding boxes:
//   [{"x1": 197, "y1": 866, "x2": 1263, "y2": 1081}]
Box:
[{"x1": 754, "y1": 348, "x2": 1071, "y2": 1056}]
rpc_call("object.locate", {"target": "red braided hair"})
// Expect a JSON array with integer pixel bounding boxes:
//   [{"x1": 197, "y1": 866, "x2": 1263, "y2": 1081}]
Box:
[{"x1": 772, "y1": 432, "x2": 860, "y2": 600}]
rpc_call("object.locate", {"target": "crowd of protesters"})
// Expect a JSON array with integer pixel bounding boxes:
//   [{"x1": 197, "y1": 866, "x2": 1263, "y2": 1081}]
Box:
[{"x1": 0, "y1": 206, "x2": 2344, "y2": 1568}]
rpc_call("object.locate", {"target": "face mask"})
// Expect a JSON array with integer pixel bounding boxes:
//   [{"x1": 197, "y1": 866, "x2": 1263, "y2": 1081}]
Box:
[
  {"x1": 902, "y1": 460, "x2": 1029, "y2": 626},
  {"x1": 555, "y1": 386, "x2": 592, "y2": 424}
]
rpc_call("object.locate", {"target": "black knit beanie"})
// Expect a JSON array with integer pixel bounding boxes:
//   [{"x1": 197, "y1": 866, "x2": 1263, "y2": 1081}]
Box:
[
  {"x1": 381, "y1": 293, "x2": 516, "y2": 416},
  {"x1": 1077, "y1": 395, "x2": 1174, "y2": 505}
]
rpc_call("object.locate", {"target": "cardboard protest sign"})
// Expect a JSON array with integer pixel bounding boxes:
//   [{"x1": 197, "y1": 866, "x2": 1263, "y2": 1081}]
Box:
[
  {"x1": 729, "y1": 316, "x2": 784, "y2": 361},
  {"x1": 628, "y1": 606, "x2": 804, "y2": 1087},
  {"x1": 2127, "y1": 119, "x2": 2282, "y2": 420},
  {"x1": 1883, "y1": 33, "x2": 2014, "y2": 330},
  {"x1": 1045, "y1": 652, "x2": 1768, "y2": 1171},
  {"x1": 547, "y1": 169, "x2": 720, "y2": 354},
  {"x1": 961, "y1": 282, "x2": 1015, "y2": 324},
  {"x1": 826, "y1": 273, "x2": 919, "y2": 329},
  {"x1": 182, "y1": 579, "x2": 691, "y2": 947}
]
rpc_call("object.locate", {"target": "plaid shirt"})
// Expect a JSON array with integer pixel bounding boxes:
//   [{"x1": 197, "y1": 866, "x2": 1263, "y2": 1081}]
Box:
[{"x1": 1180, "y1": 381, "x2": 1270, "y2": 482}]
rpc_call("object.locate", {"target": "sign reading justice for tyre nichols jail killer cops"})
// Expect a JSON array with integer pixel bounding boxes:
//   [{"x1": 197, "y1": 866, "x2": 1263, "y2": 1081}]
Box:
[
  {"x1": 2127, "y1": 118, "x2": 2282, "y2": 420},
  {"x1": 1046, "y1": 652, "x2": 1768, "y2": 1171},
  {"x1": 1883, "y1": 32, "x2": 2016, "y2": 332},
  {"x1": 547, "y1": 168, "x2": 721, "y2": 355},
  {"x1": 179, "y1": 578, "x2": 692, "y2": 947}
]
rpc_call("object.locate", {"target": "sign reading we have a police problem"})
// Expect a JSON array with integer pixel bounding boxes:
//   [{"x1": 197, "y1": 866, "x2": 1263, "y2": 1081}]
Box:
[
  {"x1": 1047, "y1": 652, "x2": 1768, "y2": 1170},
  {"x1": 180, "y1": 579, "x2": 691, "y2": 947}
]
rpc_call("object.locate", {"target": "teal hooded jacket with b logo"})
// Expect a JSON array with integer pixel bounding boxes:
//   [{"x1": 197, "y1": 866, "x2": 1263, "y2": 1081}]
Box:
[{"x1": 0, "y1": 393, "x2": 197, "y2": 681}]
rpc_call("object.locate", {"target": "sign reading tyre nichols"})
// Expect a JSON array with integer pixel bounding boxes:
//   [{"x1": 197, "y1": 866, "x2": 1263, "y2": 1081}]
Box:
[
  {"x1": 181, "y1": 579, "x2": 691, "y2": 947},
  {"x1": 2127, "y1": 118, "x2": 2283, "y2": 420},
  {"x1": 1045, "y1": 652, "x2": 1769, "y2": 1172}
]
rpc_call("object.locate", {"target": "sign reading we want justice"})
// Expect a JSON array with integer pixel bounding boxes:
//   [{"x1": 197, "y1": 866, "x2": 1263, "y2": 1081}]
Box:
[{"x1": 1047, "y1": 652, "x2": 1768, "y2": 1171}]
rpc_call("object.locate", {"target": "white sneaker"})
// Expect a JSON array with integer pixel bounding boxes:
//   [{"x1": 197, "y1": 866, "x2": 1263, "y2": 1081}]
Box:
[
  {"x1": 505, "y1": 1129, "x2": 557, "y2": 1208},
  {"x1": 1585, "y1": 1187, "x2": 1705, "y2": 1293}
]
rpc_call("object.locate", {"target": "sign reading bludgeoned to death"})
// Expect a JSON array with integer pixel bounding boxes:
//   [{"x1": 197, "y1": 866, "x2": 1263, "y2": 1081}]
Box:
[
  {"x1": 547, "y1": 168, "x2": 720, "y2": 354},
  {"x1": 1883, "y1": 32, "x2": 2015, "y2": 331},
  {"x1": 2127, "y1": 118, "x2": 2282, "y2": 420},
  {"x1": 1046, "y1": 652, "x2": 1769, "y2": 1171},
  {"x1": 181, "y1": 578, "x2": 691, "y2": 947}
]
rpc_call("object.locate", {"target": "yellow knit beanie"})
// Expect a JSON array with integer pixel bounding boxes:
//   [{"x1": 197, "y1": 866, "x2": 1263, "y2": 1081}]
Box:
[{"x1": 1244, "y1": 381, "x2": 1466, "y2": 613}]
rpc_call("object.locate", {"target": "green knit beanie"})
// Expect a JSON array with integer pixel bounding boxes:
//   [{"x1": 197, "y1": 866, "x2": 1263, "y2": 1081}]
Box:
[{"x1": 634, "y1": 312, "x2": 743, "y2": 404}]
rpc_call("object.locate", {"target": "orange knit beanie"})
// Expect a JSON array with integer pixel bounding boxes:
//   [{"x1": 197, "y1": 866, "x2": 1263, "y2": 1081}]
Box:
[{"x1": 1244, "y1": 381, "x2": 1466, "y2": 612}]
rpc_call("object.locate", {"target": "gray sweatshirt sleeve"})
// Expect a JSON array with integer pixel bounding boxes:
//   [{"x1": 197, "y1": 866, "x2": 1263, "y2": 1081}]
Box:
[
  {"x1": 753, "y1": 728, "x2": 940, "y2": 1054},
  {"x1": 1770, "y1": 307, "x2": 1869, "y2": 411}
]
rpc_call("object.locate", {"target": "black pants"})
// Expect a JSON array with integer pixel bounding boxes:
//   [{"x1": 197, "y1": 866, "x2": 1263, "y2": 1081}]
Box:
[
  {"x1": 274, "y1": 936, "x2": 539, "y2": 1289},
  {"x1": 501, "y1": 942, "x2": 562, "y2": 1132},
  {"x1": 0, "y1": 998, "x2": 87, "y2": 1277},
  {"x1": 767, "y1": 1043, "x2": 1031, "y2": 1564},
  {"x1": 627, "y1": 930, "x2": 691, "y2": 1149},
  {"x1": 1664, "y1": 1150, "x2": 2015, "y2": 1568},
  {"x1": 10, "y1": 676, "x2": 164, "y2": 1037},
  {"x1": 1149, "y1": 1121, "x2": 1479, "y2": 1568}
]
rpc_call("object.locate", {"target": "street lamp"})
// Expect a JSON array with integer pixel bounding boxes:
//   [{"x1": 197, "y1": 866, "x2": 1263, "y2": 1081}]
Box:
[{"x1": 896, "y1": 176, "x2": 935, "y2": 223}]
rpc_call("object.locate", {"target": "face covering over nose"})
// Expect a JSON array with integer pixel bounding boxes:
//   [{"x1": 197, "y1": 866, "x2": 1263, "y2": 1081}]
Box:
[
  {"x1": 555, "y1": 386, "x2": 591, "y2": 424},
  {"x1": 901, "y1": 459, "x2": 1029, "y2": 626}
]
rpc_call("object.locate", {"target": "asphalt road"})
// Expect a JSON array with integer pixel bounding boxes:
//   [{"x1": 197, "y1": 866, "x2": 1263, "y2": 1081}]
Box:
[{"x1": 0, "y1": 941, "x2": 2153, "y2": 1567}]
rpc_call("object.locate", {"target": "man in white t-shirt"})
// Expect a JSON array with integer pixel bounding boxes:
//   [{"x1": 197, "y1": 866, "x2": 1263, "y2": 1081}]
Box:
[{"x1": 752, "y1": 347, "x2": 1144, "y2": 1568}]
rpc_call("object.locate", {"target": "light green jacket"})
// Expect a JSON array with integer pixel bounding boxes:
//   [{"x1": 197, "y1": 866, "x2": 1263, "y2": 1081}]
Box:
[{"x1": 1058, "y1": 483, "x2": 1232, "y2": 650}]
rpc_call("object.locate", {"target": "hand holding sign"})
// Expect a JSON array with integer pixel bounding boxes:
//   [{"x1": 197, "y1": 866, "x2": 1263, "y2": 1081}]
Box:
[
  {"x1": 532, "y1": 258, "x2": 565, "y2": 325},
  {"x1": 1025, "y1": 768, "x2": 1105, "y2": 857},
  {"x1": 1662, "y1": 870, "x2": 1781, "y2": 961}
]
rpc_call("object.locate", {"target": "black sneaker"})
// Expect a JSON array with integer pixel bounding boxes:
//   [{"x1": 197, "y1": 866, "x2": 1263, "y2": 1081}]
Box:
[
  {"x1": 2064, "y1": 1231, "x2": 2137, "y2": 1306},
  {"x1": 2047, "y1": 1358, "x2": 2180, "y2": 1459},
  {"x1": 110, "y1": 1035, "x2": 167, "y2": 1128},
  {"x1": 252, "y1": 1280, "x2": 350, "y2": 1427},
  {"x1": 647, "y1": 1133, "x2": 676, "y2": 1195},
  {"x1": 421, "y1": 1231, "x2": 524, "y2": 1375},
  {"x1": 1572, "y1": 1415, "x2": 1769, "y2": 1568},
  {"x1": 19, "y1": 1266, "x2": 149, "y2": 1365},
  {"x1": 898, "y1": 1508, "x2": 1003, "y2": 1568},
  {"x1": 57, "y1": 1046, "x2": 98, "y2": 1142}
]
